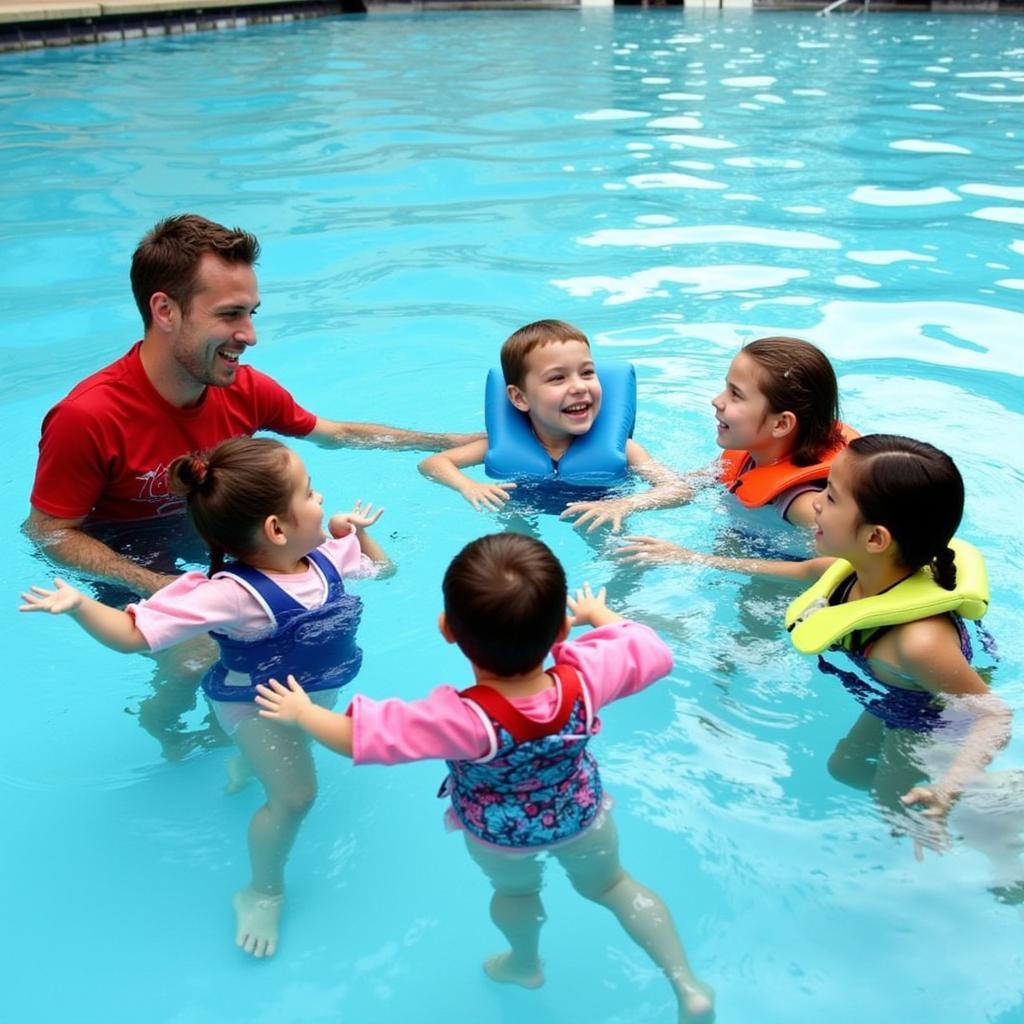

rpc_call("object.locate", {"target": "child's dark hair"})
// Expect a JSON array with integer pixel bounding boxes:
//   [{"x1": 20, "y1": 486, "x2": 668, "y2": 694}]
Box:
[
  {"x1": 167, "y1": 437, "x2": 293, "y2": 576},
  {"x1": 500, "y1": 319, "x2": 590, "y2": 390},
  {"x1": 743, "y1": 337, "x2": 843, "y2": 466},
  {"x1": 846, "y1": 434, "x2": 964, "y2": 590},
  {"x1": 443, "y1": 533, "x2": 567, "y2": 676}
]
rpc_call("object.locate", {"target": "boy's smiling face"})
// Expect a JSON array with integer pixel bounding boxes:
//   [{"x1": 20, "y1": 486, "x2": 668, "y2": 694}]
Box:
[{"x1": 507, "y1": 339, "x2": 602, "y2": 449}]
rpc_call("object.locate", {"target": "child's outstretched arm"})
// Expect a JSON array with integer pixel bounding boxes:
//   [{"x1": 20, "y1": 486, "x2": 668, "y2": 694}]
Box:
[
  {"x1": 329, "y1": 500, "x2": 395, "y2": 577},
  {"x1": 255, "y1": 676, "x2": 354, "y2": 757},
  {"x1": 418, "y1": 438, "x2": 517, "y2": 512},
  {"x1": 615, "y1": 536, "x2": 831, "y2": 581},
  {"x1": 560, "y1": 441, "x2": 694, "y2": 534},
  {"x1": 19, "y1": 578, "x2": 149, "y2": 653},
  {"x1": 893, "y1": 620, "x2": 1012, "y2": 824}
]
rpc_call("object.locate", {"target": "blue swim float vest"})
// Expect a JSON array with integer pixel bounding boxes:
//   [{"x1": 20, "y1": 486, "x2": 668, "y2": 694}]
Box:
[
  {"x1": 202, "y1": 548, "x2": 363, "y2": 703},
  {"x1": 483, "y1": 360, "x2": 637, "y2": 486}
]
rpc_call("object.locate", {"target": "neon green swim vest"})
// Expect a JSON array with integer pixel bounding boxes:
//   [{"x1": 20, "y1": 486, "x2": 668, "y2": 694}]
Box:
[{"x1": 784, "y1": 538, "x2": 989, "y2": 655}]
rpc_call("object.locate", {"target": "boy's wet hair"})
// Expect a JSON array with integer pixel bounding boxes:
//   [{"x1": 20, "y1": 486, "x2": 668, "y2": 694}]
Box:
[
  {"x1": 168, "y1": 436, "x2": 292, "y2": 576},
  {"x1": 443, "y1": 533, "x2": 568, "y2": 676},
  {"x1": 742, "y1": 336, "x2": 843, "y2": 466},
  {"x1": 846, "y1": 434, "x2": 964, "y2": 590},
  {"x1": 500, "y1": 319, "x2": 590, "y2": 390},
  {"x1": 131, "y1": 213, "x2": 260, "y2": 329}
]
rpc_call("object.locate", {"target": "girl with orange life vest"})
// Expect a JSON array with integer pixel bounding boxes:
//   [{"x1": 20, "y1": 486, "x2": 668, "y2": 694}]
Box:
[
  {"x1": 617, "y1": 336, "x2": 856, "y2": 565},
  {"x1": 713, "y1": 336, "x2": 856, "y2": 527}
]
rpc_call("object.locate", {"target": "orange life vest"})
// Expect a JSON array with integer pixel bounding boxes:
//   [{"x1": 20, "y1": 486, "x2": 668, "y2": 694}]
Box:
[{"x1": 719, "y1": 423, "x2": 860, "y2": 509}]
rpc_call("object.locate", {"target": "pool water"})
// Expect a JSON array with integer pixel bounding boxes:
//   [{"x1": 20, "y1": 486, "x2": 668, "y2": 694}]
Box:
[{"x1": 3, "y1": 9, "x2": 1024, "y2": 1023}]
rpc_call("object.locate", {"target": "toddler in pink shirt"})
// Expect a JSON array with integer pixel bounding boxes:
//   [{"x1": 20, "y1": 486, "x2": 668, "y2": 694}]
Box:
[
  {"x1": 257, "y1": 532, "x2": 713, "y2": 1022},
  {"x1": 22, "y1": 437, "x2": 391, "y2": 962}
]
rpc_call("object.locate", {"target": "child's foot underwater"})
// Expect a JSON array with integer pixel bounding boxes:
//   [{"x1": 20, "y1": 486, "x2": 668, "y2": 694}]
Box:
[
  {"x1": 483, "y1": 951, "x2": 545, "y2": 989},
  {"x1": 234, "y1": 887, "x2": 283, "y2": 958},
  {"x1": 678, "y1": 979, "x2": 716, "y2": 1023}
]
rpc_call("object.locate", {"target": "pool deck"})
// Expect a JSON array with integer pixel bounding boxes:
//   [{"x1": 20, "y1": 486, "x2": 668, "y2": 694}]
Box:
[
  {"x1": 0, "y1": 0, "x2": 610, "y2": 51},
  {"x1": 0, "y1": 0, "x2": 358, "y2": 50},
  {"x1": 0, "y1": 0, "x2": 1016, "y2": 51},
  {"x1": 0, "y1": 0, "x2": 359, "y2": 28}
]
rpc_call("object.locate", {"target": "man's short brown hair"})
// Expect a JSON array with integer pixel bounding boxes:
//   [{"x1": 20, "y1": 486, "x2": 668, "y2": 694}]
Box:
[
  {"x1": 499, "y1": 319, "x2": 590, "y2": 390},
  {"x1": 130, "y1": 214, "x2": 260, "y2": 328}
]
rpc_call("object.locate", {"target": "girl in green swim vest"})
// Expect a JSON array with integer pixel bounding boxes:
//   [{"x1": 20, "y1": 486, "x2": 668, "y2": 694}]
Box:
[{"x1": 619, "y1": 434, "x2": 1010, "y2": 834}]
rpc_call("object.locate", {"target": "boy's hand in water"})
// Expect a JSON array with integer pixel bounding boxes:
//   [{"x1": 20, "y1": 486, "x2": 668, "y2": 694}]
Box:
[
  {"x1": 560, "y1": 497, "x2": 633, "y2": 534},
  {"x1": 255, "y1": 676, "x2": 312, "y2": 726},
  {"x1": 615, "y1": 535, "x2": 699, "y2": 565},
  {"x1": 458, "y1": 479, "x2": 516, "y2": 512},
  {"x1": 567, "y1": 583, "x2": 623, "y2": 629},
  {"x1": 19, "y1": 578, "x2": 84, "y2": 615},
  {"x1": 329, "y1": 500, "x2": 384, "y2": 537}
]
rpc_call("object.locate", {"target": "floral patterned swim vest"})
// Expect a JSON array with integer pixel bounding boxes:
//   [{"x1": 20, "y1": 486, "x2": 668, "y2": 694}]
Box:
[{"x1": 441, "y1": 665, "x2": 603, "y2": 849}]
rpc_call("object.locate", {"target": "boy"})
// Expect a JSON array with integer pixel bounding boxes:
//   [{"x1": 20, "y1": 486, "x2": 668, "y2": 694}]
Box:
[{"x1": 418, "y1": 320, "x2": 690, "y2": 533}]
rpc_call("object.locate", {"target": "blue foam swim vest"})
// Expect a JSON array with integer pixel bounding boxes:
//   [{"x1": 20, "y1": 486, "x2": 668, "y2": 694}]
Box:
[
  {"x1": 202, "y1": 548, "x2": 363, "y2": 702},
  {"x1": 483, "y1": 360, "x2": 637, "y2": 486}
]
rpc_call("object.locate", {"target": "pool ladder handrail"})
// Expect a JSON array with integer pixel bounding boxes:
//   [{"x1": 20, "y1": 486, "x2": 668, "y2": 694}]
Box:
[{"x1": 817, "y1": 0, "x2": 870, "y2": 14}]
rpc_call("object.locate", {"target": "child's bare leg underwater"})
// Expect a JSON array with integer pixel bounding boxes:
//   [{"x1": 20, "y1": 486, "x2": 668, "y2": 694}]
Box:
[{"x1": 466, "y1": 813, "x2": 715, "y2": 1023}]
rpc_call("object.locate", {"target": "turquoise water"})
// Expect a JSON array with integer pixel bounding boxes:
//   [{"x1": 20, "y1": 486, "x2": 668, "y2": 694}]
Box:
[{"x1": 4, "y1": 9, "x2": 1024, "y2": 1022}]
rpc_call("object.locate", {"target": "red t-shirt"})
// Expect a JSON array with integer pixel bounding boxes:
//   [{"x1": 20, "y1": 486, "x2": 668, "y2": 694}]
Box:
[{"x1": 30, "y1": 342, "x2": 317, "y2": 523}]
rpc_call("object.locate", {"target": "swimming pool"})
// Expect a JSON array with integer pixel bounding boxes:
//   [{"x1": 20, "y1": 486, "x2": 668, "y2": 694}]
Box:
[{"x1": 3, "y1": 8, "x2": 1024, "y2": 1022}]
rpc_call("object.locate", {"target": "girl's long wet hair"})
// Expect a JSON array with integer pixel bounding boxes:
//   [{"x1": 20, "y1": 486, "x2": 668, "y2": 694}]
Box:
[
  {"x1": 845, "y1": 434, "x2": 964, "y2": 590},
  {"x1": 167, "y1": 437, "x2": 293, "y2": 576},
  {"x1": 743, "y1": 336, "x2": 843, "y2": 466}
]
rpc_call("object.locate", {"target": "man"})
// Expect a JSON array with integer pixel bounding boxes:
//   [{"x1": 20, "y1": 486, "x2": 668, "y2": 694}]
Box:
[{"x1": 28, "y1": 213, "x2": 478, "y2": 597}]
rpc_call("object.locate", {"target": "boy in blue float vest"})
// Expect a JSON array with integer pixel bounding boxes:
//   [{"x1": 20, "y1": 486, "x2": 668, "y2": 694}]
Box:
[{"x1": 419, "y1": 319, "x2": 689, "y2": 533}]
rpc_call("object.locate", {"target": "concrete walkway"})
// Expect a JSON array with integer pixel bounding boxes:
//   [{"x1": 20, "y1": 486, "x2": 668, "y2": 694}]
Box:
[
  {"x1": 0, "y1": 0, "x2": 363, "y2": 50},
  {"x1": 0, "y1": 0, "x2": 313, "y2": 22},
  {"x1": 13, "y1": 0, "x2": 359, "y2": 19}
]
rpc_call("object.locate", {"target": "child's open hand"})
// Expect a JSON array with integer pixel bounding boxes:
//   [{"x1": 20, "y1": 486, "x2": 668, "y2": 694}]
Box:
[
  {"x1": 459, "y1": 479, "x2": 517, "y2": 512},
  {"x1": 255, "y1": 675, "x2": 312, "y2": 725},
  {"x1": 567, "y1": 582, "x2": 622, "y2": 629},
  {"x1": 19, "y1": 578, "x2": 84, "y2": 616},
  {"x1": 560, "y1": 497, "x2": 633, "y2": 534},
  {"x1": 615, "y1": 536, "x2": 700, "y2": 566},
  {"x1": 900, "y1": 785, "x2": 957, "y2": 861},
  {"x1": 329, "y1": 500, "x2": 384, "y2": 537},
  {"x1": 901, "y1": 784, "x2": 957, "y2": 820}
]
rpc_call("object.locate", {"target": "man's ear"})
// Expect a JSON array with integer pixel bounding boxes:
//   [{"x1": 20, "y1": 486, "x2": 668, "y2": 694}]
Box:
[
  {"x1": 506, "y1": 384, "x2": 530, "y2": 413},
  {"x1": 150, "y1": 291, "x2": 177, "y2": 333},
  {"x1": 770, "y1": 410, "x2": 798, "y2": 442},
  {"x1": 438, "y1": 612, "x2": 457, "y2": 644}
]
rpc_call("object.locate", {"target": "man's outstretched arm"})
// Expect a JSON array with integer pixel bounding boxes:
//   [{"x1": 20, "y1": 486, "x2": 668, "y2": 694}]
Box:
[
  {"x1": 308, "y1": 417, "x2": 483, "y2": 453},
  {"x1": 24, "y1": 508, "x2": 176, "y2": 598}
]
